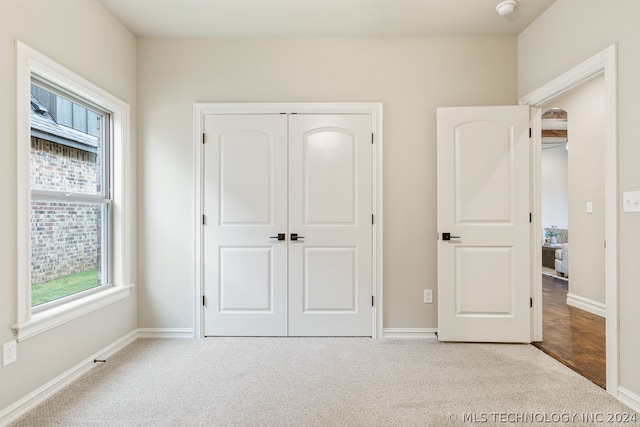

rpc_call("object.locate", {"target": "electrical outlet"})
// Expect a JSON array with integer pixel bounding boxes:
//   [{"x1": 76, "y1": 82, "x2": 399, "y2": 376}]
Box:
[
  {"x1": 424, "y1": 289, "x2": 433, "y2": 304},
  {"x1": 3, "y1": 340, "x2": 17, "y2": 367}
]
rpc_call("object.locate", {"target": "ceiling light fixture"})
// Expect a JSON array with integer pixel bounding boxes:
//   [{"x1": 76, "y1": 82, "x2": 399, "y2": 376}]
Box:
[{"x1": 496, "y1": 0, "x2": 517, "y2": 16}]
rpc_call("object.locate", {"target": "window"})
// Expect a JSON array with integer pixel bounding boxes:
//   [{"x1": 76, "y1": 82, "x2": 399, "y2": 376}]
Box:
[
  {"x1": 15, "y1": 41, "x2": 133, "y2": 341},
  {"x1": 29, "y1": 82, "x2": 111, "y2": 309}
]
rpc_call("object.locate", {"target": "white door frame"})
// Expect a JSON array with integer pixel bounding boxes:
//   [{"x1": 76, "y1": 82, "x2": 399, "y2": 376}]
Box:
[
  {"x1": 520, "y1": 45, "x2": 618, "y2": 395},
  {"x1": 193, "y1": 103, "x2": 384, "y2": 339}
]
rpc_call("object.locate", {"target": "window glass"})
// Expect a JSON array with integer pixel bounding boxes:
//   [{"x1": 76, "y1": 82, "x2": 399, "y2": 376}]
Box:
[
  {"x1": 29, "y1": 82, "x2": 110, "y2": 308},
  {"x1": 30, "y1": 201, "x2": 107, "y2": 306},
  {"x1": 30, "y1": 83, "x2": 104, "y2": 196}
]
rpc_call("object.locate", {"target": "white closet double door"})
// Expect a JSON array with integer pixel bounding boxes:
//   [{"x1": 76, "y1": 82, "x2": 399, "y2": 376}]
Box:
[{"x1": 203, "y1": 113, "x2": 373, "y2": 336}]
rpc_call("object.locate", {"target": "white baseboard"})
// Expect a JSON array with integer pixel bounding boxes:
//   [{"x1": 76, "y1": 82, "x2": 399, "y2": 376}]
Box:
[
  {"x1": 618, "y1": 387, "x2": 640, "y2": 414},
  {"x1": 0, "y1": 329, "x2": 137, "y2": 426},
  {"x1": 383, "y1": 328, "x2": 438, "y2": 339},
  {"x1": 136, "y1": 328, "x2": 195, "y2": 338},
  {"x1": 566, "y1": 293, "x2": 606, "y2": 318}
]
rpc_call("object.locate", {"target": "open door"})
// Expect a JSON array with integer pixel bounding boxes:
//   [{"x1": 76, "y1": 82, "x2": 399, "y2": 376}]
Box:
[{"x1": 437, "y1": 106, "x2": 531, "y2": 342}]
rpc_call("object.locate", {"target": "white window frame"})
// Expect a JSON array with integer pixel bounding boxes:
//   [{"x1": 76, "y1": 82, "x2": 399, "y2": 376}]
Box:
[
  {"x1": 29, "y1": 80, "x2": 112, "y2": 313},
  {"x1": 14, "y1": 41, "x2": 133, "y2": 341}
]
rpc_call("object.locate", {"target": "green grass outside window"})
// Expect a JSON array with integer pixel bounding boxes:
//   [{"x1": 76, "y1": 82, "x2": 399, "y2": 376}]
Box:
[{"x1": 32, "y1": 269, "x2": 99, "y2": 306}]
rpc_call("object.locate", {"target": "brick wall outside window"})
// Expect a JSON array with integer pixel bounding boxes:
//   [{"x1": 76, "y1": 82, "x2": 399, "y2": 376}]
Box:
[{"x1": 30, "y1": 137, "x2": 102, "y2": 285}]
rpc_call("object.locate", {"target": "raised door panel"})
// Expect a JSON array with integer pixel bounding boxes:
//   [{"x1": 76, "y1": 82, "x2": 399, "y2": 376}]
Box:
[
  {"x1": 304, "y1": 129, "x2": 355, "y2": 225},
  {"x1": 219, "y1": 247, "x2": 272, "y2": 311},
  {"x1": 455, "y1": 247, "x2": 513, "y2": 315},
  {"x1": 219, "y1": 130, "x2": 272, "y2": 225},
  {"x1": 303, "y1": 247, "x2": 356, "y2": 312},
  {"x1": 455, "y1": 123, "x2": 512, "y2": 223}
]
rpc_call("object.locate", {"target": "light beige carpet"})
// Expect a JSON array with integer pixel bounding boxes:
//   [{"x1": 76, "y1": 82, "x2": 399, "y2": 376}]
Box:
[{"x1": 10, "y1": 338, "x2": 636, "y2": 426}]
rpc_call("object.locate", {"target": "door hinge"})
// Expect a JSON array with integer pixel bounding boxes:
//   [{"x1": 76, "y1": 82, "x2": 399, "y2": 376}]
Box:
[
  {"x1": 202, "y1": 214, "x2": 206, "y2": 225},
  {"x1": 203, "y1": 295, "x2": 207, "y2": 306},
  {"x1": 372, "y1": 214, "x2": 374, "y2": 225},
  {"x1": 371, "y1": 133, "x2": 374, "y2": 144},
  {"x1": 529, "y1": 128, "x2": 532, "y2": 138},
  {"x1": 529, "y1": 212, "x2": 532, "y2": 223},
  {"x1": 202, "y1": 133, "x2": 206, "y2": 144},
  {"x1": 530, "y1": 297, "x2": 533, "y2": 308},
  {"x1": 372, "y1": 295, "x2": 374, "y2": 307}
]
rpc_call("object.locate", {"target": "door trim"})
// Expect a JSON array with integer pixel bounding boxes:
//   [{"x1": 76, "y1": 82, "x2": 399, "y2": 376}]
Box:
[
  {"x1": 520, "y1": 44, "x2": 618, "y2": 395},
  {"x1": 193, "y1": 103, "x2": 384, "y2": 338}
]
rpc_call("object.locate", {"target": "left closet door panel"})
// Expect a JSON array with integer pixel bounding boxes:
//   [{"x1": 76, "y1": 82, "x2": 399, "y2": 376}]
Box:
[{"x1": 203, "y1": 114, "x2": 288, "y2": 336}]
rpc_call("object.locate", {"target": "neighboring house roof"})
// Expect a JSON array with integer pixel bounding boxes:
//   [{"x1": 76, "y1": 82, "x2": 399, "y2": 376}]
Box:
[{"x1": 30, "y1": 94, "x2": 98, "y2": 154}]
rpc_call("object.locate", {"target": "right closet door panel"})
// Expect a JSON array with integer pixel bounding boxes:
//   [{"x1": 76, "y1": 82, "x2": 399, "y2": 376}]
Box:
[{"x1": 288, "y1": 114, "x2": 373, "y2": 336}]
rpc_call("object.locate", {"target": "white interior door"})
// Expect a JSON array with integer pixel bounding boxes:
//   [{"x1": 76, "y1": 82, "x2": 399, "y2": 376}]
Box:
[
  {"x1": 203, "y1": 114, "x2": 288, "y2": 336},
  {"x1": 437, "y1": 106, "x2": 531, "y2": 342},
  {"x1": 203, "y1": 112, "x2": 373, "y2": 337},
  {"x1": 288, "y1": 115, "x2": 373, "y2": 336}
]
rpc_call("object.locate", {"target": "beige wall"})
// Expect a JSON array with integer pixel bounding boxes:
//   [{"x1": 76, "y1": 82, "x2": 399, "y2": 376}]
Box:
[
  {"x1": 136, "y1": 37, "x2": 518, "y2": 330},
  {"x1": 552, "y1": 76, "x2": 605, "y2": 305},
  {"x1": 0, "y1": 0, "x2": 137, "y2": 412},
  {"x1": 541, "y1": 146, "x2": 568, "y2": 229},
  {"x1": 519, "y1": 0, "x2": 640, "y2": 398}
]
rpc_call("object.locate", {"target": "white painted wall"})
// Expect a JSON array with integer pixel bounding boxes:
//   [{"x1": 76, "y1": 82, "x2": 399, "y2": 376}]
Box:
[
  {"x1": 518, "y1": 0, "x2": 640, "y2": 402},
  {"x1": 136, "y1": 37, "x2": 518, "y2": 331},
  {"x1": 552, "y1": 76, "x2": 605, "y2": 305},
  {"x1": 541, "y1": 145, "x2": 568, "y2": 229},
  {"x1": 0, "y1": 0, "x2": 137, "y2": 412}
]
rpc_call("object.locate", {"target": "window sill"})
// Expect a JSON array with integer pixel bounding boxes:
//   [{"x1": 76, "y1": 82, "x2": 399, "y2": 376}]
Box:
[{"x1": 12, "y1": 284, "x2": 134, "y2": 342}]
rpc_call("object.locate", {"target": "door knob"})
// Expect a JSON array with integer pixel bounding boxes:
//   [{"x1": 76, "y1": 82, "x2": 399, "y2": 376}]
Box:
[
  {"x1": 269, "y1": 233, "x2": 286, "y2": 241},
  {"x1": 291, "y1": 233, "x2": 305, "y2": 241},
  {"x1": 442, "y1": 233, "x2": 461, "y2": 241}
]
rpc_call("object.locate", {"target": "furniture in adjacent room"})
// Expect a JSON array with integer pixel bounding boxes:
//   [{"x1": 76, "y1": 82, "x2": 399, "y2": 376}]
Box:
[
  {"x1": 554, "y1": 243, "x2": 569, "y2": 277},
  {"x1": 542, "y1": 244, "x2": 561, "y2": 269}
]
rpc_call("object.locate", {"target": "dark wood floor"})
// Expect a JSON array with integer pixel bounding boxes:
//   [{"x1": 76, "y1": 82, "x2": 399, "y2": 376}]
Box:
[{"x1": 532, "y1": 274, "x2": 606, "y2": 388}]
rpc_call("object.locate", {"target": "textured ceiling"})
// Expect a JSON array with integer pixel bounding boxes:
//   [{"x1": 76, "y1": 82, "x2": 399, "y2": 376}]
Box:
[{"x1": 98, "y1": 0, "x2": 556, "y2": 38}]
